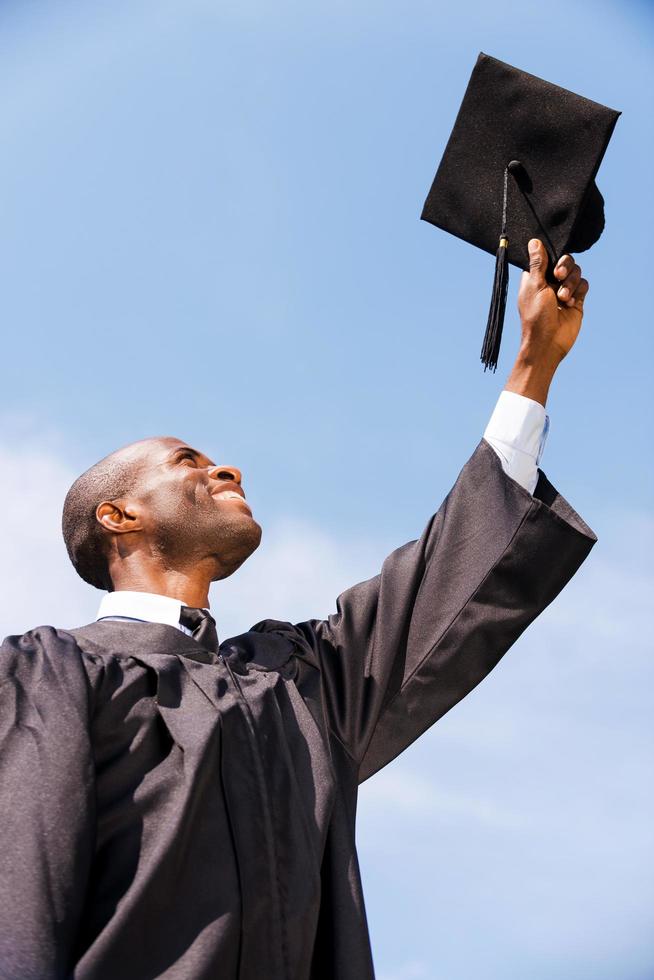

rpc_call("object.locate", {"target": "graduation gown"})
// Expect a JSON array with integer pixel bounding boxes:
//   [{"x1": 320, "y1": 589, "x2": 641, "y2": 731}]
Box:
[{"x1": 0, "y1": 441, "x2": 596, "y2": 980}]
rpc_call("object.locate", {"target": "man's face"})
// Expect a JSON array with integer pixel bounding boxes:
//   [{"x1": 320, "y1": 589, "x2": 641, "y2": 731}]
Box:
[{"x1": 114, "y1": 436, "x2": 262, "y2": 580}]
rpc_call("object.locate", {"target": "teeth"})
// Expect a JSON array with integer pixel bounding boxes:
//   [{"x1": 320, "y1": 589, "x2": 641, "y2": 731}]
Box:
[{"x1": 216, "y1": 490, "x2": 245, "y2": 501}]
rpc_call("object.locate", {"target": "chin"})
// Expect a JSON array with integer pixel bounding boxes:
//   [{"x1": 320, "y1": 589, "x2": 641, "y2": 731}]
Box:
[{"x1": 213, "y1": 517, "x2": 262, "y2": 581}]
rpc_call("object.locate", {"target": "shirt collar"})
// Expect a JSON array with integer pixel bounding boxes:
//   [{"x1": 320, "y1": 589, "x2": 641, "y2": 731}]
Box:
[{"x1": 97, "y1": 591, "x2": 192, "y2": 631}]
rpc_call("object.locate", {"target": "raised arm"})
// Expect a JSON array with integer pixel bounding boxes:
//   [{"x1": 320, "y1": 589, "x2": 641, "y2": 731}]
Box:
[{"x1": 282, "y1": 240, "x2": 595, "y2": 780}]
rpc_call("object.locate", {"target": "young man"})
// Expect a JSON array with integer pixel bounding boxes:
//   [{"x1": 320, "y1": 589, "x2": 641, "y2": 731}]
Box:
[{"x1": 0, "y1": 241, "x2": 595, "y2": 979}]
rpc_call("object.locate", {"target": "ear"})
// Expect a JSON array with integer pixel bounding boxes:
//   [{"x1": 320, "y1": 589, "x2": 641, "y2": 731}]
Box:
[{"x1": 96, "y1": 500, "x2": 143, "y2": 535}]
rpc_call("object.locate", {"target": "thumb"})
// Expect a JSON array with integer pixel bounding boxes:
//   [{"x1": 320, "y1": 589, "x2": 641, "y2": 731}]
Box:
[{"x1": 527, "y1": 238, "x2": 548, "y2": 287}]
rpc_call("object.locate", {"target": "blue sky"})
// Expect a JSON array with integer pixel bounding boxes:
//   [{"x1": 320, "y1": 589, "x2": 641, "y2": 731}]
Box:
[{"x1": 1, "y1": 1, "x2": 652, "y2": 977}]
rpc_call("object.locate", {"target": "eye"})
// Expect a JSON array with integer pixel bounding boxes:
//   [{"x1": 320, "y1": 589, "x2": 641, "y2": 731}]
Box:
[{"x1": 177, "y1": 452, "x2": 197, "y2": 465}]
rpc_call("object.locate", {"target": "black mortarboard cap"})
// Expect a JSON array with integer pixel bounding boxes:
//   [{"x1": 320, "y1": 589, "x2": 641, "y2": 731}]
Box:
[{"x1": 421, "y1": 52, "x2": 620, "y2": 370}]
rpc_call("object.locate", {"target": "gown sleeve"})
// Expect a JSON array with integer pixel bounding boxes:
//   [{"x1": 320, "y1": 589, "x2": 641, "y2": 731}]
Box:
[
  {"x1": 0, "y1": 626, "x2": 96, "y2": 979},
  {"x1": 291, "y1": 439, "x2": 597, "y2": 782}
]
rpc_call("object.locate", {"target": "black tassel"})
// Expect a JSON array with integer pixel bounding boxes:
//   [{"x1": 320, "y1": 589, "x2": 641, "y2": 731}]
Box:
[
  {"x1": 480, "y1": 235, "x2": 509, "y2": 372},
  {"x1": 481, "y1": 165, "x2": 511, "y2": 372}
]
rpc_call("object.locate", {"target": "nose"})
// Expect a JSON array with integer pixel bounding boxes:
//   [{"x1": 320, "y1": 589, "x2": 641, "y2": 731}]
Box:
[{"x1": 207, "y1": 464, "x2": 242, "y2": 485}]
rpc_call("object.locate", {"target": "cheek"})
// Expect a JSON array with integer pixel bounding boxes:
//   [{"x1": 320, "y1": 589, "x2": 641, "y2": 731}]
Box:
[
  {"x1": 176, "y1": 482, "x2": 211, "y2": 524},
  {"x1": 179, "y1": 483, "x2": 228, "y2": 534},
  {"x1": 145, "y1": 479, "x2": 208, "y2": 531}
]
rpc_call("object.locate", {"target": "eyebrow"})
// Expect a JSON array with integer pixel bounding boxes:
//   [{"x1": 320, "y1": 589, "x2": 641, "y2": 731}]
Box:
[
  {"x1": 169, "y1": 446, "x2": 215, "y2": 467},
  {"x1": 170, "y1": 445, "x2": 198, "y2": 459}
]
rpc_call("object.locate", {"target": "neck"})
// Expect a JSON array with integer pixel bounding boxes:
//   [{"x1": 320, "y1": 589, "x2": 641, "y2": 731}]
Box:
[{"x1": 108, "y1": 561, "x2": 213, "y2": 608}]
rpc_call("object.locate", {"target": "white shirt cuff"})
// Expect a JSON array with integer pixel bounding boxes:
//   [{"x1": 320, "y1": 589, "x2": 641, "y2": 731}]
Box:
[{"x1": 483, "y1": 390, "x2": 549, "y2": 495}]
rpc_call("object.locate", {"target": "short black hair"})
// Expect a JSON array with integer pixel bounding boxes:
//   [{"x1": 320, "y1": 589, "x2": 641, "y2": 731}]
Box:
[{"x1": 62, "y1": 450, "x2": 143, "y2": 591}]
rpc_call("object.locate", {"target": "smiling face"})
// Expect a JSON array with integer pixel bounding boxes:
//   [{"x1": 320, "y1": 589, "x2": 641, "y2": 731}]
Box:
[{"x1": 97, "y1": 436, "x2": 262, "y2": 583}]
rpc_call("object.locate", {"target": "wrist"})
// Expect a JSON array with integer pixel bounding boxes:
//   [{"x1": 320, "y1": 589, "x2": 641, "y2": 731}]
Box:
[
  {"x1": 505, "y1": 346, "x2": 560, "y2": 407},
  {"x1": 516, "y1": 327, "x2": 567, "y2": 371}
]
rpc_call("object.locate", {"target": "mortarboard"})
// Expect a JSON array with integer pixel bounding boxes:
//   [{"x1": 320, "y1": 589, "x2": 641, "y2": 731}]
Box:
[{"x1": 421, "y1": 52, "x2": 620, "y2": 371}]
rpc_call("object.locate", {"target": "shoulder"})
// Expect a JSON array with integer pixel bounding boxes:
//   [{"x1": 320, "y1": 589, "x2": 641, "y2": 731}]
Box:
[
  {"x1": 2, "y1": 624, "x2": 84, "y2": 660},
  {"x1": 1, "y1": 625, "x2": 105, "y2": 694},
  {"x1": 221, "y1": 619, "x2": 320, "y2": 674}
]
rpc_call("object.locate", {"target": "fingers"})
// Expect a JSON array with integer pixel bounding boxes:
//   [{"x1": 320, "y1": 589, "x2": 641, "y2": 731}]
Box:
[
  {"x1": 526, "y1": 242, "x2": 589, "y2": 311},
  {"x1": 570, "y1": 276, "x2": 589, "y2": 310},
  {"x1": 554, "y1": 254, "x2": 585, "y2": 307},
  {"x1": 527, "y1": 238, "x2": 548, "y2": 286}
]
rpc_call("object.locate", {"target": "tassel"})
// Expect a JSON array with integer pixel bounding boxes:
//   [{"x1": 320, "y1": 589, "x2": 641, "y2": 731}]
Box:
[
  {"x1": 481, "y1": 166, "x2": 511, "y2": 372},
  {"x1": 480, "y1": 235, "x2": 509, "y2": 372}
]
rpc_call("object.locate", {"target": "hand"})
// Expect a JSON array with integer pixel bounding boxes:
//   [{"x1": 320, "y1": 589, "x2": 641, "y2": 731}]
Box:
[
  {"x1": 505, "y1": 239, "x2": 589, "y2": 407},
  {"x1": 517, "y1": 238, "x2": 589, "y2": 366}
]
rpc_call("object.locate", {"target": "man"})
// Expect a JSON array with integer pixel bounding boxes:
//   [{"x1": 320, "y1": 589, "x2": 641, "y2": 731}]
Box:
[{"x1": 0, "y1": 240, "x2": 596, "y2": 979}]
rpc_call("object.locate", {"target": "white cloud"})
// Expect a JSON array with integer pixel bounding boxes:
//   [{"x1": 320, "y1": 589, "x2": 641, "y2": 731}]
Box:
[{"x1": 0, "y1": 440, "x2": 98, "y2": 638}]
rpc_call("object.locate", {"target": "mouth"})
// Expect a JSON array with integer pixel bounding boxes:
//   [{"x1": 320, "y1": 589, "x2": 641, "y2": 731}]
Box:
[{"x1": 212, "y1": 488, "x2": 252, "y2": 513}]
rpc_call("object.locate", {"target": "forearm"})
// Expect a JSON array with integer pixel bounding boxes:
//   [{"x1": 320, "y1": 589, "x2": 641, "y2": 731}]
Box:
[
  {"x1": 483, "y1": 389, "x2": 548, "y2": 494},
  {"x1": 488, "y1": 339, "x2": 560, "y2": 491}
]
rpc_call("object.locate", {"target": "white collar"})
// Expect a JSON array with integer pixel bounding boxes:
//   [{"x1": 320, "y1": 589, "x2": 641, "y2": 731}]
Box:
[{"x1": 96, "y1": 590, "x2": 198, "y2": 631}]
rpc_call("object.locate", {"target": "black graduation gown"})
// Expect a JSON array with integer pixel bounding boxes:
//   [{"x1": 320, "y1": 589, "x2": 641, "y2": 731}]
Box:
[{"x1": 0, "y1": 441, "x2": 596, "y2": 980}]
